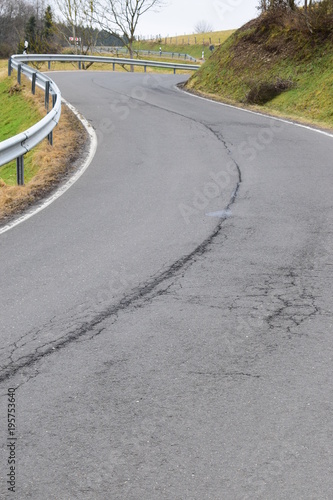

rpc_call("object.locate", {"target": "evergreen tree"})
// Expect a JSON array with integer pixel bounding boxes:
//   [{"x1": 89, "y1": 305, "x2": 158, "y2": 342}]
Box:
[
  {"x1": 25, "y1": 15, "x2": 40, "y2": 52},
  {"x1": 44, "y1": 5, "x2": 54, "y2": 40}
]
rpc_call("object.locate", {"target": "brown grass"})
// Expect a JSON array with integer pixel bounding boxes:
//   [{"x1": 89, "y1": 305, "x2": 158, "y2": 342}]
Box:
[{"x1": 0, "y1": 77, "x2": 87, "y2": 225}]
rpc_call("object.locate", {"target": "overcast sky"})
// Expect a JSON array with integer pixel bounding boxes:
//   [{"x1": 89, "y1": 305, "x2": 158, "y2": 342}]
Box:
[{"x1": 137, "y1": 0, "x2": 260, "y2": 37}]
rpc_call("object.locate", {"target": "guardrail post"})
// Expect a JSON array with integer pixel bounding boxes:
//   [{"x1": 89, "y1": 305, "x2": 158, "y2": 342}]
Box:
[
  {"x1": 48, "y1": 131, "x2": 53, "y2": 146},
  {"x1": 173, "y1": 68, "x2": 176, "y2": 75},
  {"x1": 32, "y1": 72, "x2": 36, "y2": 95},
  {"x1": 8, "y1": 57, "x2": 12, "y2": 76},
  {"x1": 78, "y1": 61, "x2": 81, "y2": 70},
  {"x1": 47, "y1": 93, "x2": 56, "y2": 146},
  {"x1": 48, "y1": 61, "x2": 51, "y2": 70},
  {"x1": 45, "y1": 81, "x2": 50, "y2": 111},
  {"x1": 16, "y1": 156, "x2": 24, "y2": 185},
  {"x1": 17, "y1": 64, "x2": 22, "y2": 85}
]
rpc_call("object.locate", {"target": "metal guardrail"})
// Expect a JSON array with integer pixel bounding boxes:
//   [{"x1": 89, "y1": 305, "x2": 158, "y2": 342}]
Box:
[
  {"x1": 1, "y1": 55, "x2": 62, "y2": 185},
  {"x1": 94, "y1": 46, "x2": 197, "y2": 62},
  {"x1": 1, "y1": 54, "x2": 199, "y2": 185},
  {"x1": 14, "y1": 54, "x2": 200, "y2": 73}
]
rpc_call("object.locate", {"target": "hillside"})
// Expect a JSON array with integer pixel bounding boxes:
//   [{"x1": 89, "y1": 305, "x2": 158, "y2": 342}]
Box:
[{"x1": 186, "y1": 8, "x2": 333, "y2": 129}]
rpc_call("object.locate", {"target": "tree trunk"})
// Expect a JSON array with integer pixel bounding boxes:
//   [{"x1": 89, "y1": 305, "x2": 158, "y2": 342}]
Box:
[
  {"x1": 129, "y1": 41, "x2": 134, "y2": 72},
  {"x1": 261, "y1": 0, "x2": 267, "y2": 11}
]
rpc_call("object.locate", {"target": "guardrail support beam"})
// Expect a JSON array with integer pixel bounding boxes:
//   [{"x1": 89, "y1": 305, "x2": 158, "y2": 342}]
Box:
[
  {"x1": 17, "y1": 64, "x2": 22, "y2": 85},
  {"x1": 32, "y1": 72, "x2": 36, "y2": 95},
  {"x1": 16, "y1": 156, "x2": 24, "y2": 186},
  {"x1": 48, "y1": 131, "x2": 53, "y2": 146},
  {"x1": 45, "y1": 81, "x2": 50, "y2": 110},
  {"x1": 8, "y1": 57, "x2": 12, "y2": 76},
  {"x1": 48, "y1": 61, "x2": 51, "y2": 70}
]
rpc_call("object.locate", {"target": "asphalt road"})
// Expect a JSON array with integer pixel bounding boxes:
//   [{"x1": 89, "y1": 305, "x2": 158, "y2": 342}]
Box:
[{"x1": 1, "y1": 71, "x2": 333, "y2": 499}]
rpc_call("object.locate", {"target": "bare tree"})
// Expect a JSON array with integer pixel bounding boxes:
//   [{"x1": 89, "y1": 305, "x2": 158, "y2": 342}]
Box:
[
  {"x1": 56, "y1": 0, "x2": 98, "y2": 54},
  {"x1": 194, "y1": 20, "x2": 213, "y2": 34},
  {"x1": 258, "y1": 0, "x2": 297, "y2": 10},
  {"x1": 258, "y1": 0, "x2": 320, "y2": 13},
  {"x1": 56, "y1": 0, "x2": 78, "y2": 52},
  {"x1": 270, "y1": 0, "x2": 296, "y2": 8},
  {"x1": 305, "y1": 0, "x2": 315, "y2": 11},
  {"x1": 0, "y1": 0, "x2": 35, "y2": 54},
  {"x1": 257, "y1": 0, "x2": 268, "y2": 11},
  {"x1": 93, "y1": 0, "x2": 166, "y2": 63}
]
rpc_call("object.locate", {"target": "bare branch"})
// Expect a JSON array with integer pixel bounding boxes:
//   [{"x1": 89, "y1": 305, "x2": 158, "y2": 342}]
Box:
[
  {"x1": 92, "y1": 0, "x2": 166, "y2": 62},
  {"x1": 194, "y1": 20, "x2": 213, "y2": 34}
]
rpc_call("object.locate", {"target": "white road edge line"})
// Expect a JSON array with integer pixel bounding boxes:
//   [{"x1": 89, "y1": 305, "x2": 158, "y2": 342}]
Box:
[
  {"x1": 177, "y1": 84, "x2": 333, "y2": 139},
  {"x1": 0, "y1": 98, "x2": 97, "y2": 236}
]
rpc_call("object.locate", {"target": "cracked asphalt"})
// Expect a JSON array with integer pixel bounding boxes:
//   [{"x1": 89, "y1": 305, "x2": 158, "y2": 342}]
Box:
[{"x1": 1, "y1": 72, "x2": 333, "y2": 499}]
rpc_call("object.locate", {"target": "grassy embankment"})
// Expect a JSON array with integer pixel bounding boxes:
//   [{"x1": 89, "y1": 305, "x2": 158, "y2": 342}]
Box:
[
  {"x1": 186, "y1": 10, "x2": 333, "y2": 130},
  {"x1": 0, "y1": 60, "x2": 86, "y2": 223}
]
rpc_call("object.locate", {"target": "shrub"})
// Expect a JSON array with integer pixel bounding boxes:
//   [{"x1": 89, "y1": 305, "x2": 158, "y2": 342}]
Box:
[{"x1": 305, "y1": 1, "x2": 333, "y2": 37}]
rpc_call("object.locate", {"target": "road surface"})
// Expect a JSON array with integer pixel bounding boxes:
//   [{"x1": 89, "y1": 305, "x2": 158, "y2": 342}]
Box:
[{"x1": 1, "y1": 71, "x2": 333, "y2": 499}]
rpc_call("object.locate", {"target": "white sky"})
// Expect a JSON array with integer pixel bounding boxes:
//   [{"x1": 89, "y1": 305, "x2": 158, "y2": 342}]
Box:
[{"x1": 137, "y1": 0, "x2": 260, "y2": 37}]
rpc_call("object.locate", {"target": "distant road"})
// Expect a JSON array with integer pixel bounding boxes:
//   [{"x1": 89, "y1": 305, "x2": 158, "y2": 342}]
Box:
[{"x1": 1, "y1": 71, "x2": 333, "y2": 499}]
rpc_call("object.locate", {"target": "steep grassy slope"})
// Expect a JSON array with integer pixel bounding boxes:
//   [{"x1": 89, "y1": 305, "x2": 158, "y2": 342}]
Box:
[{"x1": 186, "y1": 10, "x2": 333, "y2": 128}]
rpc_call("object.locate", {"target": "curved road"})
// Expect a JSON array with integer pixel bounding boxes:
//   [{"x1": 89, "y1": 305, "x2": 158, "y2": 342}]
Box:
[{"x1": 1, "y1": 71, "x2": 333, "y2": 499}]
